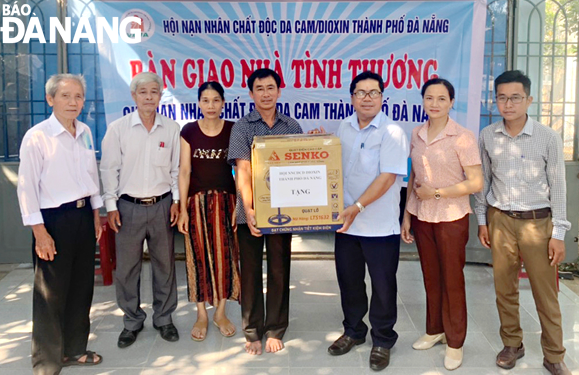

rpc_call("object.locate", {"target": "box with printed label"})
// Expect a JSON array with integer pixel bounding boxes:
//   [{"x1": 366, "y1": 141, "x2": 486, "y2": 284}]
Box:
[{"x1": 251, "y1": 133, "x2": 344, "y2": 234}]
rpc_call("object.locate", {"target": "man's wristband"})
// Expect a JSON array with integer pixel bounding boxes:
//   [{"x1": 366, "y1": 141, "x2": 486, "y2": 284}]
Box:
[{"x1": 354, "y1": 201, "x2": 365, "y2": 212}]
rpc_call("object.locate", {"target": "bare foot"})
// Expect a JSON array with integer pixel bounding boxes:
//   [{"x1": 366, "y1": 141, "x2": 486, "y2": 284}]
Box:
[
  {"x1": 245, "y1": 340, "x2": 262, "y2": 355},
  {"x1": 213, "y1": 317, "x2": 236, "y2": 337},
  {"x1": 265, "y1": 338, "x2": 284, "y2": 353},
  {"x1": 191, "y1": 317, "x2": 208, "y2": 341}
]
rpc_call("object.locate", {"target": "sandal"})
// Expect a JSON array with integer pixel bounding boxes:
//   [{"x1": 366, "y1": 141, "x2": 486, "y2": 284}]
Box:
[
  {"x1": 191, "y1": 321, "x2": 208, "y2": 342},
  {"x1": 62, "y1": 350, "x2": 103, "y2": 367},
  {"x1": 213, "y1": 319, "x2": 236, "y2": 337}
]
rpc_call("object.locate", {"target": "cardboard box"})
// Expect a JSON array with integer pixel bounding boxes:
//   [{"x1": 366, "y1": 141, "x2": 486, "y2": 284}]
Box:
[{"x1": 251, "y1": 134, "x2": 344, "y2": 234}]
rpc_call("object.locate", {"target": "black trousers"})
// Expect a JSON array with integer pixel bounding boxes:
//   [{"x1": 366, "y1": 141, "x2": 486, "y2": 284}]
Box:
[
  {"x1": 334, "y1": 232, "x2": 400, "y2": 348},
  {"x1": 237, "y1": 224, "x2": 292, "y2": 342},
  {"x1": 31, "y1": 203, "x2": 95, "y2": 375}
]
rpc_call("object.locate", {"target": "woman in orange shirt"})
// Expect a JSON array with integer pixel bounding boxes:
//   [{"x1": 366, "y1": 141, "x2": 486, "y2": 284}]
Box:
[{"x1": 401, "y1": 78, "x2": 483, "y2": 370}]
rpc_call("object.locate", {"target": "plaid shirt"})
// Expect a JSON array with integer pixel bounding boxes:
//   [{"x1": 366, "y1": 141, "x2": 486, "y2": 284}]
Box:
[
  {"x1": 474, "y1": 116, "x2": 571, "y2": 240},
  {"x1": 227, "y1": 110, "x2": 303, "y2": 224}
]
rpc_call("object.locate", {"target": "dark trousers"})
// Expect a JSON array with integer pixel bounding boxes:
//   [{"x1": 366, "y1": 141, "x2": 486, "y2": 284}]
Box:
[
  {"x1": 32, "y1": 203, "x2": 95, "y2": 375},
  {"x1": 115, "y1": 195, "x2": 177, "y2": 330},
  {"x1": 411, "y1": 214, "x2": 469, "y2": 348},
  {"x1": 237, "y1": 224, "x2": 292, "y2": 342},
  {"x1": 334, "y1": 232, "x2": 400, "y2": 348}
]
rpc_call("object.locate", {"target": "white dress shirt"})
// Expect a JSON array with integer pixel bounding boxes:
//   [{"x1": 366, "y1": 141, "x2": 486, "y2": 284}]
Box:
[
  {"x1": 17, "y1": 114, "x2": 103, "y2": 226},
  {"x1": 337, "y1": 111, "x2": 409, "y2": 237},
  {"x1": 100, "y1": 111, "x2": 180, "y2": 212}
]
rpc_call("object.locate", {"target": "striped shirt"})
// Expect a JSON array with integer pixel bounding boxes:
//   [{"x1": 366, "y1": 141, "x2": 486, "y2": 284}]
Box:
[
  {"x1": 227, "y1": 110, "x2": 303, "y2": 224},
  {"x1": 474, "y1": 116, "x2": 571, "y2": 240}
]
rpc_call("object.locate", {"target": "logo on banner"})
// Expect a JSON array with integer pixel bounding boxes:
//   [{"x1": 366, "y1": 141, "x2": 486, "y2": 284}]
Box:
[{"x1": 121, "y1": 9, "x2": 155, "y2": 41}]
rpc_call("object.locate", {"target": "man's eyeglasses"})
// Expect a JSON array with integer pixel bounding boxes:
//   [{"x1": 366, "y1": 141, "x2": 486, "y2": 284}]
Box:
[
  {"x1": 353, "y1": 90, "x2": 382, "y2": 99},
  {"x1": 496, "y1": 95, "x2": 526, "y2": 104}
]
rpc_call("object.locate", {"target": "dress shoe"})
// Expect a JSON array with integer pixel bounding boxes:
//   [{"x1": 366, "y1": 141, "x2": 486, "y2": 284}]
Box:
[
  {"x1": 153, "y1": 323, "x2": 179, "y2": 342},
  {"x1": 543, "y1": 359, "x2": 572, "y2": 375},
  {"x1": 412, "y1": 333, "x2": 446, "y2": 350},
  {"x1": 444, "y1": 346, "x2": 463, "y2": 371},
  {"x1": 328, "y1": 334, "x2": 365, "y2": 356},
  {"x1": 369, "y1": 346, "x2": 390, "y2": 371},
  {"x1": 117, "y1": 325, "x2": 143, "y2": 348},
  {"x1": 496, "y1": 343, "x2": 525, "y2": 369}
]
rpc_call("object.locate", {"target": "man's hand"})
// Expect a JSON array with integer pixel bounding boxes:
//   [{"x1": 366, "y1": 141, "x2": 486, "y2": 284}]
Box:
[
  {"x1": 177, "y1": 212, "x2": 189, "y2": 234},
  {"x1": 32, "y1": 224, "x2": 57, "y2": 261},
  {"x1": 108, "y1": 210, "x2": 122, "y2": 233},
  {"x1": 401, "y1": 213, "x2": 414, "y2": 244},
  {"x1": 337, "y1": 205, "x2": 360, "y2": 233},
  {"x1": 246, "y1": 208, "x2": 262, "y2": 237},
  {"x1": 93, "y1": 210, "x2": 103, "y2": 242},
  {"x1": 307, "y1": 126, "x2": 326, "y2": 134},
  {"x1": 414, "y1": 182, "x2": 436, "y2": 201},
  {"x1": 548, "y1": 238, "x2": 565, "y2": 267},
  {"x1": 478, "y1": 225, "x2": 491, "y2": 249},
  {"x1": 170, "y1": 203, "x2": 179, "y2": 227}
]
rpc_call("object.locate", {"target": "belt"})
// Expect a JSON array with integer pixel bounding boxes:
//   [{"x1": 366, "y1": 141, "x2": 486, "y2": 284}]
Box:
[
  {"x1": 500, "y1": 207, "x2": 551, "y2": 220},
  {"x1": 120, "y1": 192, "x2": 170, "y2": 206},
  {"x1": 43, "y1": 197, "x2": 90, "y2": 211}
]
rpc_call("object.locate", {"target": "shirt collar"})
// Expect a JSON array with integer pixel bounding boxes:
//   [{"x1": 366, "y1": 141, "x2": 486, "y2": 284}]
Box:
[
  {"x1": 348, "y1": 111, "x2": 383, "y2": 131},
  {"x1": 131, "y1": 111, "x2": 163, "y2": 130},
  {"x1": 418, "y1": 117, "x2": 459, "y2": 143},
  {"x1": 48, "y1": 113, "x2": 85, "y2": 139},
  {"x1": 496, "y1": 115, "x2": 533, "y2": 137}
]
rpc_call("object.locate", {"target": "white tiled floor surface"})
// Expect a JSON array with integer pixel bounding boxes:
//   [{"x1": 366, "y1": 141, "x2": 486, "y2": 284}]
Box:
[{"x1": 1, "y1": 260, "x2": 579, "y2": 374}]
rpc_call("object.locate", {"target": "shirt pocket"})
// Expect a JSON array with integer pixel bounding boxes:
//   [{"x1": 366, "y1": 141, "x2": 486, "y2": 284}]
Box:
[
  {"x1": 83, "y1": 148, "x2": 97, "y2": 174},
  {"x1": 153, "y1": 147, "x2": 172, "y2": 167},
  {"x1": 359, "y1": 148, "x2": 380, "y2": 176},
  {"x1": 521, "y1": 158, "x2": 545, "y2": 184}
]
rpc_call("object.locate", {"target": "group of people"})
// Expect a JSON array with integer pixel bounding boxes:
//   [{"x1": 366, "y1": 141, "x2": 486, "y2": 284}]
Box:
[{"x1": 16, "y1": 67, "x2": 571, "y2": 375}]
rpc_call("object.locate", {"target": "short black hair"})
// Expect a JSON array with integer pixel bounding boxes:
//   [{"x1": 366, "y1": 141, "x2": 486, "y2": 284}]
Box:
[
  {"x1": 494, "y1": 70, "x2": 531, "y2": 96},
  {"x1": 198, "y1": 81, "x2": 225, "y2": 101},
  {"x1": 247, "y1": 68, "x2": 281, "y2": 92},
  {"x1": 421, "y1": 78, "x2": 455, "y2": 100},
  {"x1": 349, "y1": 71, "x2": 384, "y2": 95}
]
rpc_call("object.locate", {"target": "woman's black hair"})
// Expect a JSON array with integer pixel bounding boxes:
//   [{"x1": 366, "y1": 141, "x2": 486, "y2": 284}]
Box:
[
  {"x1": 198, "y1": 81, "x2": 225, "y2": 101},
  {"x1": 421, "y1": 78, "x2": 455, "y2": 100}
]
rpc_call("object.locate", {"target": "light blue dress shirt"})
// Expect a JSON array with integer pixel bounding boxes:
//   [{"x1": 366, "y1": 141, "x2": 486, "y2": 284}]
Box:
[{"x1": 337, "y1": 111, "x2": 409, "y2": 237}]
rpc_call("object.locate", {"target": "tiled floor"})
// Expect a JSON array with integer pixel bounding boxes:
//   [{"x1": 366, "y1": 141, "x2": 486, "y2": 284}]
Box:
[{"x1": 1, "y1": 259, "x2": 579, "y2": 374}]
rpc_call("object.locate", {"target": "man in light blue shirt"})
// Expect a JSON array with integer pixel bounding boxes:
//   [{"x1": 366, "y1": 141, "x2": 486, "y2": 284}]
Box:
[{"x1": 327, "y1": 71, "x2": 409, "y2": 372}]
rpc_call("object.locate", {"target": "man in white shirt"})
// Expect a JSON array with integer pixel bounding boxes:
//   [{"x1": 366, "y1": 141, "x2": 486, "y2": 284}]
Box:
[
  {"x1": 327, "y1": 71, "x2": 409, "y2": 372},
  {"x1": 18, "y1": 74, "x2": 103, "y2": 374},
  {"x1": 100, "y1": 72, "x2": 181, "y2": 348}
]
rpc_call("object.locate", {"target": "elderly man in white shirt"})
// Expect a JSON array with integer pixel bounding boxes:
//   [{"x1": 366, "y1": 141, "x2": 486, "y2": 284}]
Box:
[
  {"x1": 17, "y1": 74, "x2": 104, "y2": 374},
  {"x1": 100, "y1": 72, "x2": 181, "y2": 348}
]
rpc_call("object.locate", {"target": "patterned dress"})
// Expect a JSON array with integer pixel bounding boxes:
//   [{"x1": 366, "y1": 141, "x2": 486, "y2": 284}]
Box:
[{"x1": 181, "y1": 120, "x2": 240, "y2": 305}]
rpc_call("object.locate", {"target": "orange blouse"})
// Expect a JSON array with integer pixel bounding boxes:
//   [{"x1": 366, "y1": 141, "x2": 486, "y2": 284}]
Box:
[{"x1": 406, "y1": 118, "x2": 481, "y2": 223}]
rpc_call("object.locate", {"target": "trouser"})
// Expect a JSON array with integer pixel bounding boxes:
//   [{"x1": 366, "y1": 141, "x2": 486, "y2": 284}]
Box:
[
  {"x1": 32, "y1": 202, "x2": 95, "y2": 375},
  {"x1": 115, "y1": 195, "x2": 177, "y2": 330},
  {"x1": 488, "y1": 206, "x2": 565, "y2": 363},
  {"x1": 237, "y1": 224, "x2": 292, "y2": 342},
  {"x1": 334, "y1": 232, "x2": 400, "y2": 348},
  {"x1": 411, "y1": 214, "x2": 469, "y2": 348}
]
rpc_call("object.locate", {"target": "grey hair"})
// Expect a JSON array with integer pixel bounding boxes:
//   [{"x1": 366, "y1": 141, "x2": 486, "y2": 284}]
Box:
[
  {"x1": 45, "y1": 74, "x2": 86, "y2": 97},
  {"x1": 130, "y1": 72, "x2": 163, "y2": 93}
]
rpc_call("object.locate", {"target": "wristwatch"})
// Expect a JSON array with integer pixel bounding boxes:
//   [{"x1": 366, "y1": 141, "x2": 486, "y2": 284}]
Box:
[
  {"x1": 173, "y1": 199, "x2": 180, "y2": 205},
  {"x1": 434, "y1": 189, "x2": 441, "y2": 200},
  {"x1": 354, "y1": 201, "x2": 365, "y2": 212}
]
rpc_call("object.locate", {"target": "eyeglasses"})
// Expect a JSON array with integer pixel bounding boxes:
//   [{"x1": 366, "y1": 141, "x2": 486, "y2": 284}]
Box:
[
  {"x1": 353, "y1": 90, "x2": 382, "y2": 99},
  {"x1": 496, "y1": 95, "x2": 526, "y2": 104}
]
